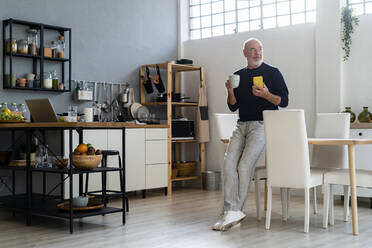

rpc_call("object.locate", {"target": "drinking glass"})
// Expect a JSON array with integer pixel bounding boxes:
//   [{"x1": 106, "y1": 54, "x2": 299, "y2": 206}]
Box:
[{"x1": 68, "y1": 105, "x2": 78, "y2": 122}]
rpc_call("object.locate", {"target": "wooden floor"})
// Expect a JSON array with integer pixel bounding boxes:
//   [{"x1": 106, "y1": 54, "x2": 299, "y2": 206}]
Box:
[{"x1": 1, "y1": 189, "x2": 372, "y2": 248}]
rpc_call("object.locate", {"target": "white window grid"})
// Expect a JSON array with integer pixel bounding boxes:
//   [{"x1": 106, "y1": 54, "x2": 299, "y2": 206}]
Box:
[
  {"x1": 189, "y1": 0, "x2": 316, "y2": 40},
  {"x1": 347, "y1": 0, "x2": 372, "y2": 16}
]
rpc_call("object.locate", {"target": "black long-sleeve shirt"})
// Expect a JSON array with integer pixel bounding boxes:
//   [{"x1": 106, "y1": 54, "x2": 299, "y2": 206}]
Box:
[{"x1": 228, "y1": 62, "x2": 289, "y2": 121}]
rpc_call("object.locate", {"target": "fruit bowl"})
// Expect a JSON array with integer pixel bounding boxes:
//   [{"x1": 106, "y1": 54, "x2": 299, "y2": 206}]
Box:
[{"x1": 72, "y1": 154, "x2": 102, "y2": 170}]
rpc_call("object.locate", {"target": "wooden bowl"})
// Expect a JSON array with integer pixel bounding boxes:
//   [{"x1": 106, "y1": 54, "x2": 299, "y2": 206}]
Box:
[
  {"x1": 174, "y1": 161, "x2": 197, "y2": 177},
  {"x1": 72, "y1": 154, "x2": 102, "y2": 170},
  {"x1": 55, "y1": 158, "x2": 68, "y2": 169}
]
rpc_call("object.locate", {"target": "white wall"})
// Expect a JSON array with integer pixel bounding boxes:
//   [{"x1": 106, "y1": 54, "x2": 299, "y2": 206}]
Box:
[
  {"x1": 180, "y1": 0, "x2": 372, "y2": 172},
  {"x1": 182, "y1": 24, "x2": 315, "y2": 171},
  {"x1": 343, "y1": 14, "x2": 372, "y2": 113}
]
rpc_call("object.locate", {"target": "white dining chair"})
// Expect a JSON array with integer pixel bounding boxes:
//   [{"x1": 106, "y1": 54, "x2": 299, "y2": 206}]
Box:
[
  {"x1": 310, "y1": 113, "x2": 350, "y2": 225},
  {"x1": 214, "y1": 113, "x2": 266, "y2": 221},
  {"x1": 263, "y1": 109, "x2": 323, "y2": 233}
]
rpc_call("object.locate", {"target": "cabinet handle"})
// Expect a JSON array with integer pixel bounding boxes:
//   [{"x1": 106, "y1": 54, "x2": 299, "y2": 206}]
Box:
[{"x1": 359, "y1": 132, "x2": 363, "y2": 136}]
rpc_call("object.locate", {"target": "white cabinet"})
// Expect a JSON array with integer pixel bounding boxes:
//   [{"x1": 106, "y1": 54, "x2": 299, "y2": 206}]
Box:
[
  {"x1": 63, "y1": 128, "x2": 167, "y2": 197},
  {"x1": 350, "y1": 129, "x2": 372, "y2": 198}
]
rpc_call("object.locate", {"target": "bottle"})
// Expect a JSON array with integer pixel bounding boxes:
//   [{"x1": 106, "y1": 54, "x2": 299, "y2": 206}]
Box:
[
  {"x1": 50, "y1": 41, "x2": 57, "y2": 58},
  {"x1": 10, "y1": 102, "x2": 18, "y2": 113},
  {"x1": 342, "y1": 107, "x2": 356, "y2": 123},
  {"x1": 357, "y1": 107, "x2": 372, "y2": 123},
  {"x1": 35, "y1": 139, "x2": 43, "y2": 168},
  {"x1": 52, "y1": 70, "x2": 59, "y2": 89},
  {"x1": 43, "y1": 72, "x2": 53, "y2": 89},
  {"x1": 57, "y1": 35, "x2": 65, "y2": 58}
]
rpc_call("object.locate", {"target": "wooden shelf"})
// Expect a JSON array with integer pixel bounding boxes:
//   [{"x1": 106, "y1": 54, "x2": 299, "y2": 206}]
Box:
[
  {"x1": 141, "y1": 62, "x2": 201, "y2": 72},
  {"x1": 350, "y1": 122, "x2": 372, "y2": 129},
  {"x1": 5, "y1": 53, "x2": 69, "y2": 62},
  {"x1": 139, "y1": 62, "x2": 206, "y2": 195},
  {"x1": 172, "y1": 139, "x2": 198, "y2": 143},
  {"x1": 171, "y1": 176, "x2": 200, "y2": 182},
  {"x1": 143, "y1": 102, "x2": 198, "y2": 107},
  {"x1": 3, "y1": 86, "x2": 70, "y2": 92}
]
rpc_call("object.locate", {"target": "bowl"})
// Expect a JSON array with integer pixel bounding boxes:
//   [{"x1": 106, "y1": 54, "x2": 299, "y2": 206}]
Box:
[
  {"x1": 72, "y1": 154, "x2": 102, "y2": 170},
  {"x1": 72, "y1": 196, "x2": 89, "y2": 207},
  {"x1": 54, "y1": 157, "x2": 68, "y2": 169},
  {"x1": 0, "y1": 151, "x2": 12, "y2": 166}
]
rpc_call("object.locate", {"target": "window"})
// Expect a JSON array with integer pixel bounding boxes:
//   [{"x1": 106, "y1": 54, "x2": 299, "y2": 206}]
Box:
[
  {"x1": 347, "y1": 0, "x2": 372, "y2": 15},
  {"x1": 189, "y1": 0, "x2": 316, "y2": 40}
]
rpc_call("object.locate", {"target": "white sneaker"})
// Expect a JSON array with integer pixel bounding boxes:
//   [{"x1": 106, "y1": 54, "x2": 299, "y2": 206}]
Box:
[
  {"x1": 220, "y1": 210, "x2": 246, "y2": 231},
  {"x1": 212, "y1": 211, "x2": 227, "y2": 231}
]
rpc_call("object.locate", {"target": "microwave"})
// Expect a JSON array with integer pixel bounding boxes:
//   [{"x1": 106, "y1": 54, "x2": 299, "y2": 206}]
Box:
[{"x1": 172, "y1": 120, "x2": 194, "y2": 139}]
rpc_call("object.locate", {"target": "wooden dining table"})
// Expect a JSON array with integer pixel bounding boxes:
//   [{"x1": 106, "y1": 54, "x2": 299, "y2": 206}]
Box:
[{"x1": 308, "y1": 138, "x2": 372, "y2": 235}]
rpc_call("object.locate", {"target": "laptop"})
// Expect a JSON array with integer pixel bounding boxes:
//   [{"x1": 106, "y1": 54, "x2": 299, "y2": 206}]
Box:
[{"x1": 25, "y1": 98, "x2": 58, "y2": 122}]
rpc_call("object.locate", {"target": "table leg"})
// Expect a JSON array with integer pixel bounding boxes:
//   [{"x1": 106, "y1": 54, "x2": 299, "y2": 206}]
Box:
[{"x1": 348, "y1": 144, "x2": 358, "y2": 235}]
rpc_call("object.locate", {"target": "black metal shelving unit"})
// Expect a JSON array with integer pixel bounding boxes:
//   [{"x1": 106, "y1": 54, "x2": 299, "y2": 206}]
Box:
[
  {"x1": 0, "y1": 126, "x2": 126, "y2": 234},
  {"x1": 2, "y1": 18, "x2": 71, "y2": 92}
]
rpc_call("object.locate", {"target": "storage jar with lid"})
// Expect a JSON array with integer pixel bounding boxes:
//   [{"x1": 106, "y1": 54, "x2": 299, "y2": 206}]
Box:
[
  {"x1": 10, "y1": 103, "x2": 18, "y2": 113},
  {"x1": 6, "y1": 39, "x2": 17, "y2": 53},
  {"x1": 43, "y1": 72, "x2": 53, "y2": 89},
  {"x1": 57, "y1": 35, "x2": 65, "y2": 58},
  {"x1": 18, "y1": 104, "x2": 27, "y2": 117},
  {"x1": 17, "y1": 39, "x2": 28, "y2": 54},
  {"x1": 1, "y1": 102, "x2": 8, "y2": 112},
  {"x1": 27, "y1": 29, "x2": 39, "y2": 55},
  {"x1": 50, "y1": 41, "x2": 57, "y2": 58}
]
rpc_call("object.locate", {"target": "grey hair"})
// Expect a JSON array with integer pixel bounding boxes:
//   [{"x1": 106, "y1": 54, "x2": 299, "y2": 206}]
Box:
[{"x1": 243, "y1": 38, "x2": 263, "y2": 50}]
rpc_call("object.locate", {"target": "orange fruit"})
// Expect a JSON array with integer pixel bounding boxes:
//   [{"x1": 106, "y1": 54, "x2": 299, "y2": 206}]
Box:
[
  {"x1": 81, "y1": 152, "x2": 87, "y2": 156},
  {"x1": 76, "y1": 144, "x2": 88, "y2": 154}
]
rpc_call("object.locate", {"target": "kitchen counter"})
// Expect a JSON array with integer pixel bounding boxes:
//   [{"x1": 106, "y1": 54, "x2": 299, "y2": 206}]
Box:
[{"x1": 0, "y1": 122, "x2": 169, "y2": 129}]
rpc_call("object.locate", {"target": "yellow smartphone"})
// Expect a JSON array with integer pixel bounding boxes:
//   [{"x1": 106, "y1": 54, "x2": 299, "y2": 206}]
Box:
[{"x1": 253, "y1": 76, "x2": 264, "y2": 89}]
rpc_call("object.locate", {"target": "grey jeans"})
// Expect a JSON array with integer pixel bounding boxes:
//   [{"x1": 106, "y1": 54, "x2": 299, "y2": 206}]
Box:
[{"x1": 224, "y1": 121, "x2": 265, "y2": 211}]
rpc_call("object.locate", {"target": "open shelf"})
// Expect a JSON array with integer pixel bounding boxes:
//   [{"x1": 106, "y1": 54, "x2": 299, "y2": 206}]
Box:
[
  {"x1": 143, "y1": 102, "x2": 198, "y2": 107},
  {"x1": 0, "y1": 194, "x2": 123, "y2": 219},
  {"x1": 172, "y1": 139, "x2": 198, "y2": 143},
  {"x1": 171, "y1": 176, "x2": 200, "y2": 182},
  {"x1": 3, "y1": 86, "x2": 69, "y2": 92}
]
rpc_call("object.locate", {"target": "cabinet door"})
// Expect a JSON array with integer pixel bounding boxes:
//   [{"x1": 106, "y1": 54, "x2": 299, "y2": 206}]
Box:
[
  {"x1": 125, "y1": 129, "x2": 146, "y2": 191},
  {"x1": 146, "y1": 164, "x2": 168, "y2": 189},
  {"x1": 349, "y1": 129, "x2": 372, "y2": 197},
  {"x1": 145, "y1": 128, "x2": 167, "y2": 140},
  {"x1": 83, "y1": 130, "x2": 108, "y2": 193},
  {"x1": 107, "y1": 130, "x2": 123, "y2": 192},
  {"x1": 145, "y1": 140, "x2": 167, "y2": 164}
]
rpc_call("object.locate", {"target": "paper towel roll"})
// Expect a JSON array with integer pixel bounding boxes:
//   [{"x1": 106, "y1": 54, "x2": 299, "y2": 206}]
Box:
[{"x1": 84, "y1": 108, "x2": 93, "y2": 122}]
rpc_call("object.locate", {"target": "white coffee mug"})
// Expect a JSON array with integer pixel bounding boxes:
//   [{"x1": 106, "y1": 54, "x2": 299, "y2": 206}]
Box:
[{"x1": 229, "y1": 74, "x2": 240, "y2": 88}]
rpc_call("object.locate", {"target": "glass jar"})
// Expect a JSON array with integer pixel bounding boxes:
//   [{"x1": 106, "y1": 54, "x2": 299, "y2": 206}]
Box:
[
  {"x1": 6, "y1": 39, "x2": 17, "y2": 53},
  {"x1": 342, "y1": 107, "x2": 356, "y2": 123},
  {"x1": 52, "y1": 70, "x2": 58, "y2": 89},
  {"x1": 10, "y1": 102, "x2": 18, "y2": 113},
  {"x1": 57, "y1": 35, "x2": 65, "y2": 58},
  {"x1": 18, "y1": 103, "x2": 27, "y2": 117},
  {"x1": 50, "y1": 41, "x2": 57, "y2": 58},
  {"x1": 43, "y1": 72, "x2": 53, "y2": 89},
  {"x1": 17, "y1": 39, "x2": 28, "y2": 54},
  {"x1": 26, "y1": 29, "x2": 39, "y2": 55},
  {"x1": 357, "y1": 107, "x2": 372, "y2": 123},
  {"x1": 1, "y1": 102, "x2": 8, "y2": 111}
]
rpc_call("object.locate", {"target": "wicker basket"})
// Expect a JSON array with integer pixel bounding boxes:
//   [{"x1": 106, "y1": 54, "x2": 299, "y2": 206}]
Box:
[
  {"x1": 172, "y1": 168, "x2": 178, "y2": 179},
  {"x1": 174, "y1": 161, "x2": 197, "y2": 177},
  {"x1": 72, "y1": 154, "x2": 102, "y2": 170}
]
